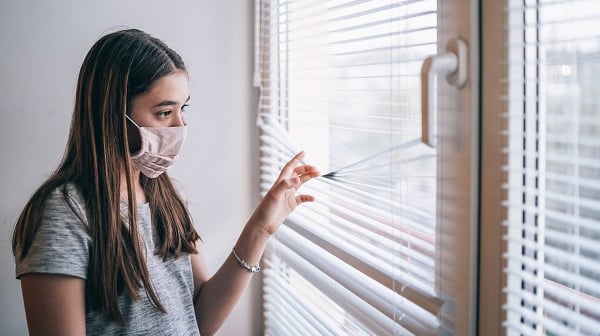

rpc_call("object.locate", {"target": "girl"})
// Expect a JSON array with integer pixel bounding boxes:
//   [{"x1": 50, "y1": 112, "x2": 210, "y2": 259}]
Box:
[{"x1": 12, "y1": 28, "x2": 319, "y2": 335}]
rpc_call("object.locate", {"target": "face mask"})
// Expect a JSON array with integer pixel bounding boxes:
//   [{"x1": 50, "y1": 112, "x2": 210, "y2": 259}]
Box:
[{"x1": 126, "y1": 115, "x2": 187, "y2": 178}]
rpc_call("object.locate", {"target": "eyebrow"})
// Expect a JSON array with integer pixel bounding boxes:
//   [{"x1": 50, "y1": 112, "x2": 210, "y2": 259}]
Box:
[{"x1": 152, "y1": 96, "x2": 191, "y2": 108}]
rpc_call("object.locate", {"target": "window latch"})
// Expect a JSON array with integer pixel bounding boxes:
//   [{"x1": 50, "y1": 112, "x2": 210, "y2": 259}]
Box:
[{"x1": 420, "y1": 37, "x2": 468, "y2": 147}]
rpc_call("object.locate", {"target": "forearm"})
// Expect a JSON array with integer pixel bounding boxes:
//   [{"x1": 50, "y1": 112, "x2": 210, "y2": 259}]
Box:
[
  {"x1": 193, "y1": 216, "x2": 270, "y2": 336},
  {"x1": 193, "y1": 152, "x2": 319, "y2": 335}
]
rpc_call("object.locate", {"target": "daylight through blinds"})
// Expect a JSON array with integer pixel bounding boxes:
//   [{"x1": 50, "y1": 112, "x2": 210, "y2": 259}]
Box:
[
  {"x1": 503, "y1": 0, "x2": 600, "y2": 334},
  {"x1": 255, "y1": 0, "x2": 442, "y2": 335}
]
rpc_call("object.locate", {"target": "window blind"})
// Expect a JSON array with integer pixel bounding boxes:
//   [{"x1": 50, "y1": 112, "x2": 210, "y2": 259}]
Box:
[
  {"x1": 255, "y1": 0, "x2": 443, "y2": 335},
  {"x1": 503, "y1": 0, "x2": 600, "y2": 334}
]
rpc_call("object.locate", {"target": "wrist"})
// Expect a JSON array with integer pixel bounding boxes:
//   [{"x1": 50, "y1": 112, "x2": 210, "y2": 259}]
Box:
[
  {"x1": 231, "y1": 248, "x2": 261, "y2": 273},
  {"x1": 247, "y1": 211, "x2": 277, "y2": 238},
  {"x1": 231, "y1": 219, "x2": 271, "y2": 268}
]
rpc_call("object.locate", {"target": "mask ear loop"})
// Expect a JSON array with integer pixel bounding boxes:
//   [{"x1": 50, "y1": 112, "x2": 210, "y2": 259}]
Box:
[
  {"x1": 126, "y1": 115, "x2": 142, "y2": 128},
  {"x1": 125, "y1": 115, "x2": 144, "y2": 158}
]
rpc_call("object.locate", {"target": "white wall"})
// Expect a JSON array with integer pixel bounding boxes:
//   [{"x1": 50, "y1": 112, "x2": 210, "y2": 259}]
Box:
[{"x1": 0, "y1": 1, "x2": 260, "y2": 335}]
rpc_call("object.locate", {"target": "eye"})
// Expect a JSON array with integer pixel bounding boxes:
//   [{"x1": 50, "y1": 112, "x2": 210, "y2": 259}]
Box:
[
  {"x1": 156, "y1": 111, "x2": 172, "y2": 119},
  {"x1": 182, "y1": 104, "x2": 189, "y2": 112}
]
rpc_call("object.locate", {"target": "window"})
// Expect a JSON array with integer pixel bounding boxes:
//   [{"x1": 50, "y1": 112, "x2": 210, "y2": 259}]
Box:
[
  {"x1": 502, "y1": 0, "x2": 600, "y2": 334},
  {"x1": 252, "y1": 0, "x2": 600, "y2": 334},
  {"x1": 255, "y1": 0, "x2": 482, "y2": 333},
  {"x1": 255, "y1": 0, "x2": 446, "y2": 334}
]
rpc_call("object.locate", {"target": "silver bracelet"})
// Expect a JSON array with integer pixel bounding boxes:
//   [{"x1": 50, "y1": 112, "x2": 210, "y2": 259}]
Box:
[{"x1": 231, "y1": 248, "x2": 261, "y2": 273}]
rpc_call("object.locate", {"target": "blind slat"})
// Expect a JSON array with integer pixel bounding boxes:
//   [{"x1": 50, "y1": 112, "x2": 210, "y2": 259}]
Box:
[
  {"x1": 504, "y1": 266, "x2": 600, "y2": 315},
  {"x1": 285, "y1": 212, "x2": 441, "y2": 304},
  {"x1": 504, "y1": 304, "x2": 581, "y2": 335},
  {"x1": 502, "y1": 202, "x2": 600, "y2": 235},
  {"x1": 504, "y1": 253, "x2": 600, "y2": 296},
  {"x1": 269, "y1": 236, "x2": 416, "y2": 336},
  {"x1": 294, "y1": 205, "x2": 437, "y2": 285},
  {"x1": 503, "y1": 221, "x2": 600, "y2": 255},
  {"x1": 264, "y1": 299, "x2": 322, "y2": 336},
  {"x1": 263, "y1": 278, "x2": 341, "y2": 335},
  {"x1": 504, "y1": 235, "x2": 600, "y2": 278},
  {"x1": 502, "y1": 186, "x2": 600, "y2": 213},
  {"x1": 295, "y1": 201, "x2": 437, "y2": 265}
]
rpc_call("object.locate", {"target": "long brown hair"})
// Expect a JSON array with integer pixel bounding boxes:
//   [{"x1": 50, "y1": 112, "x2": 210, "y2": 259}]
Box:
[{"x1": 12, "y1": 29, "x2": 200, "y2": 324}]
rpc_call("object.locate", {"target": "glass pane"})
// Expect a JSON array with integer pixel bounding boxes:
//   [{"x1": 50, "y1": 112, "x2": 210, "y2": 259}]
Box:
[{"x1": 505, "y1": 0, "x2": 600, "y2": 333}]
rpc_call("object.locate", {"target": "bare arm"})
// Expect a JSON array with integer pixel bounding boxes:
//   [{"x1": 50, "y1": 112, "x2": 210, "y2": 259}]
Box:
[
  {"x1": 192, "y1": 152, "x2": 319, "y2": 335},
  {"x1": 20, "y1": 273, "x2": 86, "y2": 336},
  {"x1": 191, "y1": 225, "x2": 269, "y2": 336}
]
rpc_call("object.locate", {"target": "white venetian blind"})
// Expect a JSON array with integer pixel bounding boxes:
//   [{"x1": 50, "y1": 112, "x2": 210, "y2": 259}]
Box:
[
  {"x1": 255, "y1": 0, "x2": 443, "y2": 335},
  {"x1": 503, "y1": 0, "x2": 600, "y2": 334}
]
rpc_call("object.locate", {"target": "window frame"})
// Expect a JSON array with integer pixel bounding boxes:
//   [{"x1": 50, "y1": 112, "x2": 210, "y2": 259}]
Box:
[{"x1": 478, "y1": 0, "x2": 509, "y2": 334}]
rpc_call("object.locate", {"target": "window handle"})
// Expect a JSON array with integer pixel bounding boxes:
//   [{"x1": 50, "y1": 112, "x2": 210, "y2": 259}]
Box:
[{"x1": 420, "y1": 37, "x2": 468, "y2": 147}]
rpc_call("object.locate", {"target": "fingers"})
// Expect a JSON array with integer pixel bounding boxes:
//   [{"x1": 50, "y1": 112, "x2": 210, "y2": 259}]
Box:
[
  {"x1": 275, "y1": 176, "x2": 300, "y2": 192},
  {"x1": 291, "y1": 151, "x2": 305, "y2": 162},
  {"x1": 274, "y1": 177, "x2": 314, "y2": 198},
  {"x1": 295, "y1": 194, "x2": 315, "y2": 204},
  {"x1": 294, "y1": 165, "x2": 319, "y2": 177},
  {"x1": 278, "y1": 151, "x2": 305, "y2": 180},
  {"x1": 274, "y1": 153, "x2": 319, "y2": 204},
  {"x1": 274, "y1": 174, "x2": 312, "y2": 197}
]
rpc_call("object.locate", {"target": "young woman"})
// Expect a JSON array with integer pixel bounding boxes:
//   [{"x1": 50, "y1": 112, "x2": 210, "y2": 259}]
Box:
[{"x1": 12, "y1": 28, "x2": 319, "y2": 335}]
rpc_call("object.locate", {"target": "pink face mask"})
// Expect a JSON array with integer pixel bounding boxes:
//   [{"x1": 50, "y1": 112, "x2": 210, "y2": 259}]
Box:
[{"x1": 126, "y1": 115, "x2": 188, "y2": 178}]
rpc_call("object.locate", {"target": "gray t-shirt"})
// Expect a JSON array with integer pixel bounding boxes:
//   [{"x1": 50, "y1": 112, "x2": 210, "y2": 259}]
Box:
[{"x1": 15, "y1": 184, "x2": 200, "y2": 335}]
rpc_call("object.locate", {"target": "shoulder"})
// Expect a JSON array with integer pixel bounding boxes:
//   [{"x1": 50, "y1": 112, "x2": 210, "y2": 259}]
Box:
[
  {"x1": 15, "y1": 183, "x2": 91, "y2": 279},
  {"x1": 43, "y1": 183, "x2": 87, "y2": 224}
]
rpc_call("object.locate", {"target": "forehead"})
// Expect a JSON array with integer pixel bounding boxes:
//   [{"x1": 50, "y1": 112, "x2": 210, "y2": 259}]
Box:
[{"x1": 136, "y1": 70, "x2": 189, "y2": 105}]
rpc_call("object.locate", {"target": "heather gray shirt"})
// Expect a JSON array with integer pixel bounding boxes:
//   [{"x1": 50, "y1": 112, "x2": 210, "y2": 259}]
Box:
[{"x1": 15, "y1": 184, "x2": 200, "y2": 335}]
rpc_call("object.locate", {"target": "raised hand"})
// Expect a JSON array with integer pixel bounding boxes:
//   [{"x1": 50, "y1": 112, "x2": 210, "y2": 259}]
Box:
[{"x1": 251, "y1": 151, "x2": 319, "y2": 235}]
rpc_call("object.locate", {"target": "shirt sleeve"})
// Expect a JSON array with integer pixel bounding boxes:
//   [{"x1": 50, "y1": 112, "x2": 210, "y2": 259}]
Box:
[{"x1": 15, "y1": 186, "x2": 91, "y2": 280}]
